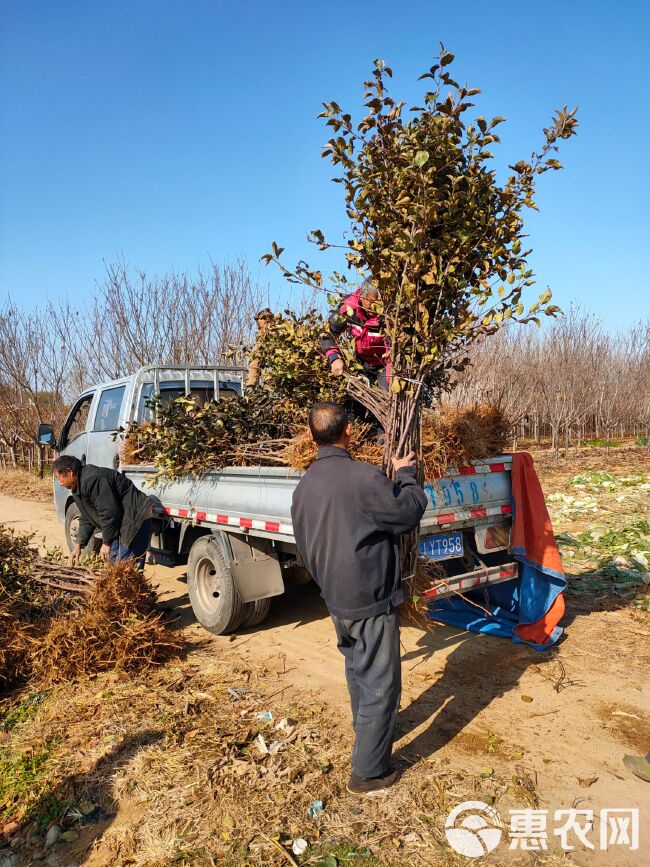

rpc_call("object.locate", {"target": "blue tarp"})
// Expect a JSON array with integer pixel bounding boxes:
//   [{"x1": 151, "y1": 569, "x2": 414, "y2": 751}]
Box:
[{"x1": 426, "y1": 561, "x2": 567, "y2": 652}]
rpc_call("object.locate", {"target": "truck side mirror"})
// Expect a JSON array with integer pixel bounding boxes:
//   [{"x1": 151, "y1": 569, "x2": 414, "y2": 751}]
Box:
[{"x1": 37, "y1": 423, "x2": 57, "y2": 448}]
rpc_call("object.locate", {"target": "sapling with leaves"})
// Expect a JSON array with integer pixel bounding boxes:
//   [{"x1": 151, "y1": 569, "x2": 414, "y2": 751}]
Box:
[
  {"x1": 263, "y1": 46, "x2": 577, "y2": 576},
  {"x1": 251, "y1": 308, "x2": 359, "y2": 405}
]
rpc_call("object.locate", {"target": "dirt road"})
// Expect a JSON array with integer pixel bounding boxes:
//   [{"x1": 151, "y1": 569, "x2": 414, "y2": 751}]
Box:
[{"x1": 1, "y1": 491, "x2": 649, "y2": 864}]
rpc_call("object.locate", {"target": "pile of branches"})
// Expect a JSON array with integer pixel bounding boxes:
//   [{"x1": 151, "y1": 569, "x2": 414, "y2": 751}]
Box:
[
  {"x1": 0, "y1": 527, "x2": 84, "y2": 687},
  {"x1": 0, "y1": 525, "x2": 183, "y2": 690},
  {"x1": 29, "y1": 561, "x2": 184, "y2": 684},
  {"x1": 122, "y1": 389, "x2": 297, "y2": 478},
  {"x1": 125, "y1": 394, "x2": 509, "y2": 480},
  {"x1": 122, "y1": 310, "x2": 359, "y2": 478}
]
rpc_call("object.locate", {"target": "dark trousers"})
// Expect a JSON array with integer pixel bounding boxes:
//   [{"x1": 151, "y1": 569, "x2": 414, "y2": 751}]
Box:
[
  {"x1": 109, "y1": 519, "x2": 152, "y2": 569},
  {"x1": 367, "y1": 366, "x2": 388, "y2": 391},
  {"x1": 346, "y1": 365, "x2": 388, "y2": 437},
  {"x1": 331, "y1": 609, "x2": 401, "y2": 778}
]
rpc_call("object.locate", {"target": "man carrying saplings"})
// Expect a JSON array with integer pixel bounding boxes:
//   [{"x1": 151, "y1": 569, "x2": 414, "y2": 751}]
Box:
[{"x1": 291, "y1": 402, "x2": 427, "y2": 795}]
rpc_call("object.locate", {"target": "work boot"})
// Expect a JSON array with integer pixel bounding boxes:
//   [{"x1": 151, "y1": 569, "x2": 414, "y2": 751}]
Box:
[{"x1": 346, "y1": 768, "x2": 400, "y2": 796}]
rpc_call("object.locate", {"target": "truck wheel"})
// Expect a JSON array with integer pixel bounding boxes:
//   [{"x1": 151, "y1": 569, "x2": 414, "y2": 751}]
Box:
[
  {"x1": 241, "y1": 597, "x2": 271, "y2": 628},
  {"x1": 64, "y1": 503, "x2": 101, "y2": 556},
  {"x1": 187, "y1": 536, "x2": 245, "y2": 635}
]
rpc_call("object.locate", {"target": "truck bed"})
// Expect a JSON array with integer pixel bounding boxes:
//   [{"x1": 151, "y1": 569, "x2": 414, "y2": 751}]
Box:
[{"x1": 122, "y1": 455, "x2": 513, "y2": 543}]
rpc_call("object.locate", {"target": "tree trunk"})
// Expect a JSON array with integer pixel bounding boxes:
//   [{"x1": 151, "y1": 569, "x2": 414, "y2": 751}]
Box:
[
  {"x1": 383, "y1": 386, "x2": 423, "y2": 587},
  {"x1": 605, "y1": 424, "x2": 612, "y2": 454},
  {"x1": 551, "y1": 424, "x2": 560, "y2": 458}
]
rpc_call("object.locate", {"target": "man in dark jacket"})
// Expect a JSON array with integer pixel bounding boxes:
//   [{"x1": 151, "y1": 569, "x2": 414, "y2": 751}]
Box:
[
  {"x1": 52, "y1": 455, "x2": 153, "y2": 568},
  {"x1": 291, "y1": 402, "x2": 428, "y2": 795}
]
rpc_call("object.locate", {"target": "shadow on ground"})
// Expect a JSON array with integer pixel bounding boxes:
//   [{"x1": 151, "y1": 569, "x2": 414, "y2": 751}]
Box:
[
  {"x1": 154, "y1": 562, "x2": 644, "y2": 772},
  {"x1": 14, "y1": 730, "x2": 163, "y2": 865},
  {"x1": 394, "y1": 627, "x2": 539, "y2": 765}
]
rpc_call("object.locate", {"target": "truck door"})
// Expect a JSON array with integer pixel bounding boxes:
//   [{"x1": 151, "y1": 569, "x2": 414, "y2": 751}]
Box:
[
  {"x1": 86, "y1": 384, "x2": 127, "y2": 468},
  {"x1": 54, "y1": 391, "x2": 95, "y2": 519}
]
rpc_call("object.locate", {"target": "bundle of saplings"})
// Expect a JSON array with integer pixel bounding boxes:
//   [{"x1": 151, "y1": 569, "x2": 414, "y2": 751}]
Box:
[
  {"x1": 121, "y1": 303, "x2": 511, "y2": 477},
  {"x1": 0, "y1": 525, "x2": 182, "y2": 690},
  {"x1": 263, "y1": 46, "x2": 577, "y2": 575},
  {"x1": 122, "y1": 389, "x2": 294, "y2": 478}
]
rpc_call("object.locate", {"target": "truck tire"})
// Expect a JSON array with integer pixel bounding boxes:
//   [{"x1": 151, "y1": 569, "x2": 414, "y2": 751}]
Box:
[
  {"x1": 187, "y1": 535, "x2": 245, "y2": 635},
  {"x1": 241, "y1": 597, "x2": 271, "y2": 629},
  {"x1": 64, "y1": 502, "x2": 101, "y2": 556}
]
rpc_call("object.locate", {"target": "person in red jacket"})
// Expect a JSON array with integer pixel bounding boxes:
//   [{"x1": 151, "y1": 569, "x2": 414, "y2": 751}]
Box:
[{"x1": 320, "y1": 279, "x2": 390, "y2": 389}]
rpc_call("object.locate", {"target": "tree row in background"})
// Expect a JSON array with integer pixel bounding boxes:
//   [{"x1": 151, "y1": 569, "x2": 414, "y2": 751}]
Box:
[
  {"x1": 447, "y1": 308, "x2": 650, "y2": 453},
  {"x1": 0, "y1": 259, "x2": 263, "y2": 468},
  {"x1": 0, "y1": 267, "x2": 647, "y2": 469}
]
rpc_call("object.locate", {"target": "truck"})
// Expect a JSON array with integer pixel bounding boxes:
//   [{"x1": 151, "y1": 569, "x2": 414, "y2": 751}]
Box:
[{"x1": 38, "y1": 365, "x2": 518, "y2": 636}]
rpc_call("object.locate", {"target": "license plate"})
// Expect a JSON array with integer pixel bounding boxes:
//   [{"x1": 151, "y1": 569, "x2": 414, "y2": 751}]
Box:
[{"x1": 418, "y1": 531, "x2": 464, "y2": 562}]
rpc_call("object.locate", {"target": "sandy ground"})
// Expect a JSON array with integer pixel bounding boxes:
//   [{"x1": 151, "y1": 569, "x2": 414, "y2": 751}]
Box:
[{"x1": 1, "y1": 491, "x2": 649, "y2": 865}]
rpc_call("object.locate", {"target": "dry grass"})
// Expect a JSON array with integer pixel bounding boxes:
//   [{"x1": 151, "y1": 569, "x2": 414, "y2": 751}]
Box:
[
  {"x1": 532, "y1": 445, "x2": 650, "y2": 487},
  {"x1": 285, "y1": 405, "x2": 510, "y2": 476},
  {"x1": 0, "y1": 467, "x2": 53, "y2": 502},
  {"x1": 0, "y1": 646, "x2": 540, "y2": 866}
]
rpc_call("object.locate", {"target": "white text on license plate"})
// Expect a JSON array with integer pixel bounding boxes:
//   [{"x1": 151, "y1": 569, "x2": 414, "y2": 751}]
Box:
[{"x1": 419, "y1": 531, "x2": 464, "y2": 562}]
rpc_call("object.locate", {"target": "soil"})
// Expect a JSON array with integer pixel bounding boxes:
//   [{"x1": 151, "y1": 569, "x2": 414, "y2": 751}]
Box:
[{"x1": 0, "y1": 452, "x2": 649, "y2": 867}]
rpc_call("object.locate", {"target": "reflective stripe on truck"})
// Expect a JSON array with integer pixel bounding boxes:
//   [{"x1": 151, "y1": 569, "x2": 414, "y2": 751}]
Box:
[
  {"x1": 155, "y1": 502, "x2": 511, "y2": 535},
  {"x1": 157, "y1": 505, "x2": 292, "y2": 536}
]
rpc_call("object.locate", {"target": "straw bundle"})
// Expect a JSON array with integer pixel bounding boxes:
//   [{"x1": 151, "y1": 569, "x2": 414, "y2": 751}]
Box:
[
  {"x1": 282, "y1": 423, "x2": 379, "y2": 471},
  {"x1": 423, "y1": 404, "x2": 511, "y2": 475},
  {"x1": 283, "y1": 404, "x2": 510, "y2": 475}
]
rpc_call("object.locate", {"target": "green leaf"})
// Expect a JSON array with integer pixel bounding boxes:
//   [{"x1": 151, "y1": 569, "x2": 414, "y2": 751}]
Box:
[{"x1": 414, "y1": 150, "x2": 429, "y2": 168}]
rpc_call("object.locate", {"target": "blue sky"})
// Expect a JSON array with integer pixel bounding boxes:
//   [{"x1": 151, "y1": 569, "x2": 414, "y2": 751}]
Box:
[{"x1": 1, "y1": 0, "x2": 648, "y2": 327}]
